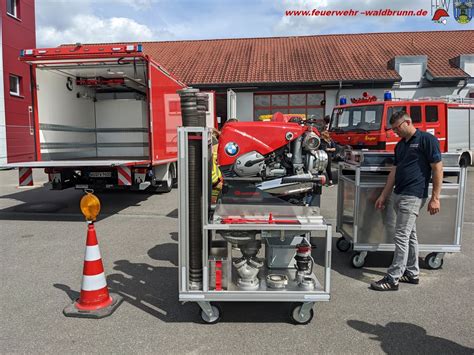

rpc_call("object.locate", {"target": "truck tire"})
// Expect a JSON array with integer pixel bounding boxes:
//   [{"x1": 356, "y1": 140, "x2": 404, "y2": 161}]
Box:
[
  {"x1": 151, "y1": 164, "x2": 174, "y2": 193},
  {"x1": 459, "y1": 152, "x2": 471, "y2": 167}
]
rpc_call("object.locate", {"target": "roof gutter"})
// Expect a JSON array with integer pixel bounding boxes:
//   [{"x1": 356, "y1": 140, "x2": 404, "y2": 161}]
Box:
[{"x1": 191, "y1": 78, "x2": 399, "y2": 88}]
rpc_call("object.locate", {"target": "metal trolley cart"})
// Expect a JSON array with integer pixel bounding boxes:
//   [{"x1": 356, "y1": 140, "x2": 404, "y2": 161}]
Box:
[
  {"x1": 336, "y1": 150, "x2": 468, "y2": 269},
  {"x1": 178, "y1": 127, "x2": 332, "y2": 324}
]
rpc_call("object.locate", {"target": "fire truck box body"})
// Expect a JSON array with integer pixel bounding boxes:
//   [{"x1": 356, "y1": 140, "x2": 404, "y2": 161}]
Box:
[
  {"x1": 3, "y1": 44, "x2": 203, "y2": 191},
  {"x1": 330, "y1": 99, "x2": 474, "y2": 166}
]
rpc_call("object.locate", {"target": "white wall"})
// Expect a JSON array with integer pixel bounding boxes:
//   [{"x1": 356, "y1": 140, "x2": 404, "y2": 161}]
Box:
[
  {"x1": 36, "y1": 69, "x2": 96, "y2": 159},
  {"x1": 95, "y1": 99, "x2": 148, "y2": 157},
  {"x1": 235, "y1": 92, "x2": 254, "y2": 122},
  {"x1": 0, "y1": 18, "x2": 6, "y2": 165}
]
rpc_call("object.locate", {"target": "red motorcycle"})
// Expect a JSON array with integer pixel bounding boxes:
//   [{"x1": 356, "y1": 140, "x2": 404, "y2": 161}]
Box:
[{"x1": 217, "y1": 117, "x2": 328, "y2": 206}]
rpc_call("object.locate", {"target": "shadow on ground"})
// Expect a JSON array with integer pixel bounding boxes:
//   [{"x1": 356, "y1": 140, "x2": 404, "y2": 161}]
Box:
[
  {"x1": 311, "y1": 233, "x2": 444, "y2": 285},
  {"x1": 0, "y1": 186, "x2": 173, "y2": 222},
  {"x1": 348, "y1": 320, "x2": 474, "y2": 354},
  {"x1": 53, "y1": 232, "x2": 292, "y2": 323}
]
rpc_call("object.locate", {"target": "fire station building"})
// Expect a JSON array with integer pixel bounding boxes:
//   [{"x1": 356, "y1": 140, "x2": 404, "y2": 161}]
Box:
[
  {"x1": 141, "y1": 30, "x2": 474, "y2": 125},
  {"x1": 0, "y1": 0, "x2": 35, "y2": 165},
  {"x1": 1, "y1": 26, "x2": 473, "y2": 163}
]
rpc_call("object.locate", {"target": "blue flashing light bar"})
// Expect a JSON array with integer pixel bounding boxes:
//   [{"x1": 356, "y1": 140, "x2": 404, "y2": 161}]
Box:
[
  {"x1": 339, "y1": 97, "x2": 347, "y2": 105},
  {"x1": 137, "y1": 44, "x2": 143, "y2": 52},
  {"x1": 384, "y1": 91, "x2": 392, "y2": 101}
]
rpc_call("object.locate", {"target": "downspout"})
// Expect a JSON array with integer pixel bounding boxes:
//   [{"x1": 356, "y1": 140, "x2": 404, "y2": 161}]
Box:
[{"x1": 456, "y1": 77, "x2": 469, "y2": 96}]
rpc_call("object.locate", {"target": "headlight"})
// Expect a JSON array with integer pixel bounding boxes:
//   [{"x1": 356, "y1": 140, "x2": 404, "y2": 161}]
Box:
[{"x1": 302, "y1": 132, "x2": 320, "y2": 150}]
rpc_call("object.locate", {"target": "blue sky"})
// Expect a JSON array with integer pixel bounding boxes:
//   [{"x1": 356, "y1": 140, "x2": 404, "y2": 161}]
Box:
[{"x1": 36, "y1": 0, "x2": 472, "y2": 47}]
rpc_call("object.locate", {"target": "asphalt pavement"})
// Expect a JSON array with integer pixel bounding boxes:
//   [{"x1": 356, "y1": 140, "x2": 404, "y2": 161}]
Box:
[{"x1": 1, "y1": 168, "x2": 473, "y2": 354}]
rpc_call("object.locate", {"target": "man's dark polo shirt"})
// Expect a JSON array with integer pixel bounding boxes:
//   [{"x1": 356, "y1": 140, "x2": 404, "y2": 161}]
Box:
[{"x1": 394, "y1": 129, "x2": 442, "y2": 198}]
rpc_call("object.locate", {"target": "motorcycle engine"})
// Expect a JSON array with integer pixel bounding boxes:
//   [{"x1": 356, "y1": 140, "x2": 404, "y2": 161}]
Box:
[{"x1": 232, "y1": 131, "x2": 327, "y2": 178}]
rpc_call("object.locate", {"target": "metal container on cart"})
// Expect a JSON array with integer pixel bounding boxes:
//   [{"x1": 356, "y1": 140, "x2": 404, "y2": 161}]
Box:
[
  {"x1": 178, "y1": 127, "x2": 332, "y2": 324},
  {"x1": 336, "y1": 150, "x2": 468, "y2": 269}
]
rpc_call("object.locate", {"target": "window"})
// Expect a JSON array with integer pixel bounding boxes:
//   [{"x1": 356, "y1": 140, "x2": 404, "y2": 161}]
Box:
[
  {"x1": 9, "y1": 75, "x2": 21, "y2": 96},
  {"x1": 331, "y1": 105, "x2": 384, "y2": 132},
  {"x1": 426, "y1": 106, "x2": 439, "y2": 123},
  {"x1": 254, "y1": 92, "x2": 325, "y2": 121},
  {"x1": 410, "y1": 106, "x2": 422, "y2": 123},
  {"x1": 386, "y1": 106, "x2": 407, "y2": 128},
  {"x1": 7, "y1": 0, "x2": 19, "y2": 18},
  {"x1": 271, "y1": 94, "x2": 288, "y2": 106}
]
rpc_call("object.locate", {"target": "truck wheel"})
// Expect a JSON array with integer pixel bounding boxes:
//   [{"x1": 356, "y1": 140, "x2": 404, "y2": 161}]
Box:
[
  {"x1": 459, "y1": 153, "x2": 471, "y2": 167},
  {"x1": 152, "y1": 164, "x2": 173, "y2": 193}
]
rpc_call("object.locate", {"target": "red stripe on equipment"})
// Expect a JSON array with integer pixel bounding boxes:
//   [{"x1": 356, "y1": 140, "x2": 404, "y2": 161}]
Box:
[
  {"x1": 85, "y1": 224, "x2": 99, "y2": 246},
  {"x1": 119, "y1": 168, "x2": 131, "y2": 181},
  {"x1": 83, "y1": 260, "x2": 105, "y2": 276},
  {"x1": 76, "y1": 288, "x2": 113, "y2": 311},
  {"x1": 19, "y1": 168, "x2": 33, "y2": 186},
  {"x1": 215, "y1": 260, "x2": 222, "y2": 291}
]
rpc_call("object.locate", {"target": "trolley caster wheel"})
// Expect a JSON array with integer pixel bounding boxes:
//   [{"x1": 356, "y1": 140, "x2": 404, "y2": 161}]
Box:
[
  {"x1": 336, "y1": 237, "x2": 351, "y2": 252},
  {"x1": 425, "y1": 253, "x2": 444, "y2": 270},
  {"x1": 289, "y1": 303, "x2": 314, "y2": 325},
  {"x1": 199, "y1": 303, "x2": 221, "y2": 324},
  {"x1": 351, "y1": 252, "x2": 366, "y2": 268}
]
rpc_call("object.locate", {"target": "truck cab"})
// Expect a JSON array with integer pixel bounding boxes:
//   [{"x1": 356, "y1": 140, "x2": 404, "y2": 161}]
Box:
[{"x1": 329, "y1": 100, "x2": 449, "y2": 152}]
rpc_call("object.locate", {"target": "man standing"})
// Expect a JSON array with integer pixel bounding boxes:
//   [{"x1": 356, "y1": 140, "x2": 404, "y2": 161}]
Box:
[{"x1": 371, "y1": 111, "x2": 443, "y2": 291}]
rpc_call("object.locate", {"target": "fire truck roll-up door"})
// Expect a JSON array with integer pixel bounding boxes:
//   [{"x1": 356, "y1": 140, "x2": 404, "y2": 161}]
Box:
[
  {"x1": 21, "y1": 49, "x2": 152, "y2": 168},
  {"x1": 447, "y1": 107, "x2": 474, "y2": 152}
]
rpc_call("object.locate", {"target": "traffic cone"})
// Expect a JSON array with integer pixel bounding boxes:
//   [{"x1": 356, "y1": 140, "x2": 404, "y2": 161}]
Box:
[{"x1": 63, "y1": 222, "x2": 123, "y2": 318}]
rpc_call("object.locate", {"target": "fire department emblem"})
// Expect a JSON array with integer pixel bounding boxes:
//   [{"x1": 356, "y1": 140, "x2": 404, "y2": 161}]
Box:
[
  {"x1": 225, "y1": 142, "x2": 239, "y2": 156},
  {"x1": 453, "y1": 0, "x2": 473, "y2": 23},
  {"x1": 431, "y1": 0, "x2": 451, "y2": 24}
]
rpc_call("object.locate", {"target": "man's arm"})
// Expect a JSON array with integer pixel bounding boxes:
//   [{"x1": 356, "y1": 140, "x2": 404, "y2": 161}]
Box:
[
  {"x1": 375, "y1": 166, "x2": 396, "y2": 209},
  {"x1": 428, "y1": 161, "x2": 443, "y2": 215}
]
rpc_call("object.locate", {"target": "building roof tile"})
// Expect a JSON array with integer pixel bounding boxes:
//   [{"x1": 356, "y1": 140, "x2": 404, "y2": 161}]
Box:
[{"x1": 65, "y1": 30, "x2": 474, "y2": 85}]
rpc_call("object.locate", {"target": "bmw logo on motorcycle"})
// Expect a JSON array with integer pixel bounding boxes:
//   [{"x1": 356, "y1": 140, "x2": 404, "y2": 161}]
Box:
[{"x1": 225, "y1": 142, "x2": 239, "y2": 156}]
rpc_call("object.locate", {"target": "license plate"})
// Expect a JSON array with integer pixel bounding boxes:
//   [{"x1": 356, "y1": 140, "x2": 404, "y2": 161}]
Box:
[
  {"x1": 89, "y1": 172, "x2": 112, "y2": 178},
  {"x1": 75, "y1": 184, "x2": 89, "y2": 189}
]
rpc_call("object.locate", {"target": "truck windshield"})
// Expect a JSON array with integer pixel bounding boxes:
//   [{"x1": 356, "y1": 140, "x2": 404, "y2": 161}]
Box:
[{"x1": 330, "y1": 105, "x2": 384, "y2": 132}]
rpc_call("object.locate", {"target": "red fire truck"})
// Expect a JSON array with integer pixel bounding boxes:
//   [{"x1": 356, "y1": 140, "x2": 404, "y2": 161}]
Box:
[
  {"x1": 2, "y1": 44, "x2": 214, "y2": 192},
  {"x1": 329, "y1": 97, "x2": 474, "y2": 166}
]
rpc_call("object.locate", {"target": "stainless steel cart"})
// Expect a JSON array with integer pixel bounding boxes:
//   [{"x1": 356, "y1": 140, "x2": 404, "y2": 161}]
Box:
[
  {"x1": 336, "y1": 150, "x2": 468, "y2": 269},
  {"x1": 178, "y1": 127, "x2": 332, "y2": 324}
]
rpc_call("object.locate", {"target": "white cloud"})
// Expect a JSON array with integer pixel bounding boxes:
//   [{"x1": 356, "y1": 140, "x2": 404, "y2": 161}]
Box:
[
  {"x1": 37, "y1": 14, "x2": 168, "y2": 46},
  {"x1": 115, "y1": 0, "x2": 154, "y2": 10},
  {"x1": 35, "y1": 0, "x2": 456, "y2": 48}
]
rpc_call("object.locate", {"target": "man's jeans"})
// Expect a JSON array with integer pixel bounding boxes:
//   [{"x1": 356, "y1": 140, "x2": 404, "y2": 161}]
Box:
[{"x1": 386, "y1": 193, "x2": 426, "y2": 281}]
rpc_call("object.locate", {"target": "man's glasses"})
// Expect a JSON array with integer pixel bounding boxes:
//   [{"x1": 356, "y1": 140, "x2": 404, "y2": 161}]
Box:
[{"x1": 391, "y1": 120, "x2": 407, "y2": 130}]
